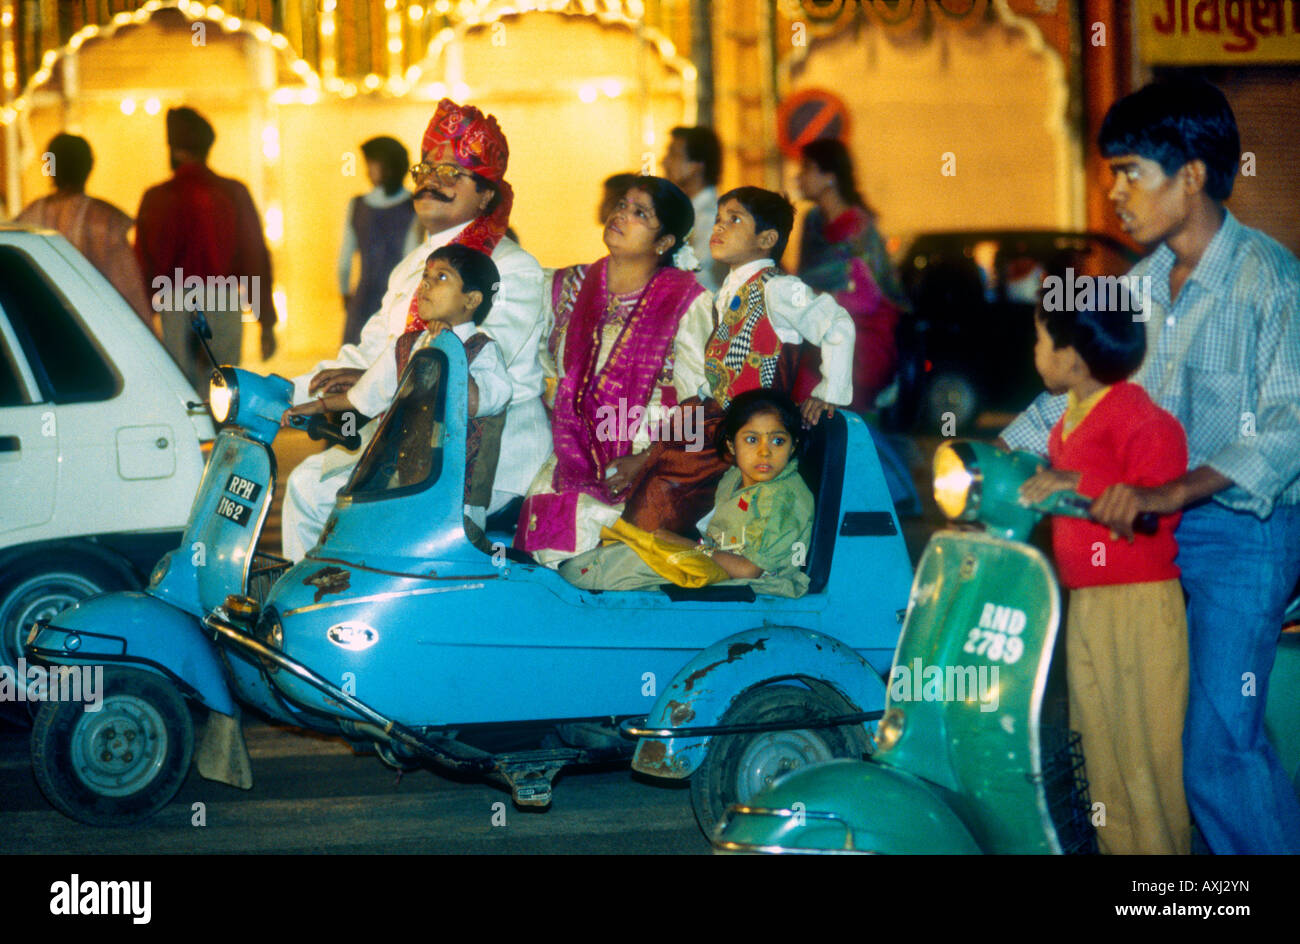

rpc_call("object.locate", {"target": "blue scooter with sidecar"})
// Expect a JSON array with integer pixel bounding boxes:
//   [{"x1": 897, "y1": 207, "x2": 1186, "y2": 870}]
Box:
[
  {"x1": 25, "y1": 328, "x2": 915, "y2": 830},
  {"x1": 709, "y1": 440, "x2": 1300, "y2": 853}
]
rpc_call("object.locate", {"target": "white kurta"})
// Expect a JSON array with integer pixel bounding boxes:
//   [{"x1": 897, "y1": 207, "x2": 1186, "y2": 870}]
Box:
[
  {"x1": 281, "y1": 321, "x2": 512, "y2": 561},
  {"x1": 710, "y1": 258, "x2": 857, "y2": 406},
  {"x1": 525, "y1": 269, "x2": 715, "y2": 567},
  {"x1": 290, "y1": 224, "x2": 549, "y2": 500}
]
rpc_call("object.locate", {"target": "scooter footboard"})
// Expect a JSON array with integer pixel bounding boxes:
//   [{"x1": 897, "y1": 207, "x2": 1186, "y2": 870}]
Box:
[
  {"x1": 630, "y1": 627, "x2": 890, "y2": 779},
  {"x1": 25, "y1": 590, "x2": 236, "y2": 715}
]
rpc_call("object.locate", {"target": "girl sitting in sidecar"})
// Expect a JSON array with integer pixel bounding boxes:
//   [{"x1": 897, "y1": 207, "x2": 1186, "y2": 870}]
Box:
[{"x1": 559, "y1": 390, "x2": 814, "y2": 598}]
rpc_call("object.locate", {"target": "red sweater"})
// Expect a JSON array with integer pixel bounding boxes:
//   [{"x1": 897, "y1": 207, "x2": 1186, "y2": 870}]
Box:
[
  {"x1": 135, "y1": 163, "x2": 277, "y2": 327},
  {"x1": 1047, "y1": 382, "x2": 1187, "y2": 589}
]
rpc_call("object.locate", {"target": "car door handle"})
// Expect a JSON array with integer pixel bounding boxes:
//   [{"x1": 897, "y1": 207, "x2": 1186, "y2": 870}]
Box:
[{"x1": 0, "y1": 436, "x2": 19, "y2": 452}]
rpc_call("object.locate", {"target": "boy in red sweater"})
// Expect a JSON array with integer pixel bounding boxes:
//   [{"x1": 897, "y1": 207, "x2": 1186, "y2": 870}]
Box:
[{"x1": 1020, "y1": 297, "x2": 1190, "y2": 855}]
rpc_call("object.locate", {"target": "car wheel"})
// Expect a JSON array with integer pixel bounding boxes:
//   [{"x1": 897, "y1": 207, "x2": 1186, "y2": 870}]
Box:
[
  {"x1": 924, "y1": 371, "x2": 979, "y2": 433},
  {"x1": 0, "y1": 555, "x2": 125, "y2": 675},
  {"x1": 31, "y1": 667, "x2": 194, "y2": 827},
  {"x1": 690, "y1": 685, "x2": 870, "y2": 836}
]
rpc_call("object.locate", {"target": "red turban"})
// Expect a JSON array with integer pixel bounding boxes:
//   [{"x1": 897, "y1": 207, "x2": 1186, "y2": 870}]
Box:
[
  {"x1": 401, "y1": 99, "x2": 515, "y2": 343},
  {"x1": 419, "y1": 98, "x2": 513, "y2": 257}
]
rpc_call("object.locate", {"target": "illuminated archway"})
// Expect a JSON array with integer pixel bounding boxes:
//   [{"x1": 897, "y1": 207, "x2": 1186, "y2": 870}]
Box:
[
  {"x1": 5, "y1": 0, "x2": 695, "y2": 367},
  {"x1": 778, "y1": 0, "x2": 1079, "y2": 240}
]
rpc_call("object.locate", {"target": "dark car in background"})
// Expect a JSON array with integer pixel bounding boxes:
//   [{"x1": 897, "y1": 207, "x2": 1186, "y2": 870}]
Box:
[{"x1": 886, "y1": 230, "x2": 1140, "y2": 432}]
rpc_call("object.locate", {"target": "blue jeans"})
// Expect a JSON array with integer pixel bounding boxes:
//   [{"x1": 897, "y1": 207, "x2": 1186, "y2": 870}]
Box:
[{"x1": 1176, "y1": 501, "x2": 1300, "y2": 853}]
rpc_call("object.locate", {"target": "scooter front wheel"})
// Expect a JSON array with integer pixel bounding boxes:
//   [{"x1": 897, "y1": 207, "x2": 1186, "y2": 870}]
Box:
[
  {"x1": 690, "y1": 685, "x2": 871, "y2": 836},
  {"x1": 31, "y1": 667, "x2": 194, "y2": 827}
]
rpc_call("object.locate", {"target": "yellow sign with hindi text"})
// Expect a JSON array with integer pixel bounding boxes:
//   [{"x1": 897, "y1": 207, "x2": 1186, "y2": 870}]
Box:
[{"x1": 1139, "y1": 0, "x2": 1300, "y2": 63}]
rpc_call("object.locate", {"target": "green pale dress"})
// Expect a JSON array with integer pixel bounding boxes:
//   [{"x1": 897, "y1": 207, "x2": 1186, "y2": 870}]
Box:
[{"x1": 559, "y1": 460, "x2": 815, "y2": 598}]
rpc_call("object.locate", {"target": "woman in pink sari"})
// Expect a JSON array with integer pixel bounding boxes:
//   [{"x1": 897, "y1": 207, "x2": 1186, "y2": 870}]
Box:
[
  {"x1": 516, "y1": 177, "x2": 714, "y2": 566},
  {"x1": 794, "y1": 138, "x2": 909, "y2": 413}
]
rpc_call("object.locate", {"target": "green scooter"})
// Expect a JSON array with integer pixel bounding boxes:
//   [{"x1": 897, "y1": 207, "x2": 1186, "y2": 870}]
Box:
[{"x1": 712, "y1": 440, "x2": 1300, "y2": 853}]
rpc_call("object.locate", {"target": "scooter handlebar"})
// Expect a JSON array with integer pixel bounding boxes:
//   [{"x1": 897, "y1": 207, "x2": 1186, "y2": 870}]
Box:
[
  {"x1": 287, "y1": 413, "x2": 362, "y2": 451},
  {"x1": 1042, "y1": 491, "x2": 1159, "y2": 536}
]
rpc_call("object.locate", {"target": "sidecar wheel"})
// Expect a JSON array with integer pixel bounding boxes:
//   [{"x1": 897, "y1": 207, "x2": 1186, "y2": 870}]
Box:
[
  {"x1": 690, "y1": 684, "x2": 870, "y2": 835},
  {"x1": 31, "y1": 668, "x2": 194, "y2": 826}
]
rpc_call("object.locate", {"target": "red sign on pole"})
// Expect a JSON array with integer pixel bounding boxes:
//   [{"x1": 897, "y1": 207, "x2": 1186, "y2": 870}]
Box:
[{"x1": 777, "y1": 88, "x2": 851, "y2": 159}]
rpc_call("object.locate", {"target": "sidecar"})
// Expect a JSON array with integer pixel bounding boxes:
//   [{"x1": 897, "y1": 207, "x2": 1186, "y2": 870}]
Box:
[{"x1": 27, "y1": 331, "x2": 912, "y2": 829}]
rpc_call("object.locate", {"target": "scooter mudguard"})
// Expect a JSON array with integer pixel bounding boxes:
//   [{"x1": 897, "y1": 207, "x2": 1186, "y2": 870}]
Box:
[
  {"x1": 26, "y1": 590, "x2": 236, "y2": 716},
  {"x1": 632, "y1": 627, "x2": 888, "y2": 779},
  {"x1": 713, "y1": 758, "x2": 981, "y2": 854}
]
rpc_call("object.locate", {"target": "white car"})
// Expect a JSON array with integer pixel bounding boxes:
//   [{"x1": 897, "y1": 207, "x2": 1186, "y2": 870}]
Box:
[{"x1": 0, "y1": 224, "x2": 214, "y2": 684}]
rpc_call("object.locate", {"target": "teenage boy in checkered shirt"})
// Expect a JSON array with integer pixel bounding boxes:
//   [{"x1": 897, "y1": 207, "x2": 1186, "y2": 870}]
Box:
[{"x1": 999, "y1": 80, "x2": 1300, "y2": 854}]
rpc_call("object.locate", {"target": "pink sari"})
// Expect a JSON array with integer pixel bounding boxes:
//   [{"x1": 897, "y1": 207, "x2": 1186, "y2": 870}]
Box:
[{"x1": 517, "y1": 258, "x2": 703, "y2": 553}]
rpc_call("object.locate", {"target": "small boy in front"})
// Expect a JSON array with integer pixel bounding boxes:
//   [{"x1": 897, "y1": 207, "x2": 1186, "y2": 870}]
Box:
[
  {"x1": 284, "y1": 244, "x2": 512, "y2": 543},
  {"x1": 622, "y1": 186, "x2": 855, "y2": 536},
  {"x1": 1020, "y1": 297, "x2": 1190, "y2": 855}
]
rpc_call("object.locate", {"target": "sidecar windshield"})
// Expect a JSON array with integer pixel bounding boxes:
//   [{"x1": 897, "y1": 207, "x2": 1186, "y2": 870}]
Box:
[{"x1": 344, "y1": 348, "x2": 446, "y2": 500}]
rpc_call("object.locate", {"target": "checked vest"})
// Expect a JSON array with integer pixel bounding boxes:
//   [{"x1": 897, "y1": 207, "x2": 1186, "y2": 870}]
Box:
[{"x1": 703, "y1": 267, "x2": 797, "y2": 410}]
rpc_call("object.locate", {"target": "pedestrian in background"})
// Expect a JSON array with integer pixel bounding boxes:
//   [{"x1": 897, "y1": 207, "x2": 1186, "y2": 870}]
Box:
[
  {"x1": 663, "y1": 125, "x2": 727, "y2": 292},
  {"x1": 338, "y1": 136, "x2": 416, "y2": 345},
  {"x1": 17, "y1": 133, "x2": 154, "y2": 331},
  {"x1": 135, "y1": 107, "x2": 277, "y2": 389},
  {"x1": 795, "y1": 137, "x2": 908, "y2": 413}
]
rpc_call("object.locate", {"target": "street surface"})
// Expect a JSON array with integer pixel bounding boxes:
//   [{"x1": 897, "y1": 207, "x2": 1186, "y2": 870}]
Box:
[{"x1": 0, "y1": 715, "x2": 707, "y2": 854}]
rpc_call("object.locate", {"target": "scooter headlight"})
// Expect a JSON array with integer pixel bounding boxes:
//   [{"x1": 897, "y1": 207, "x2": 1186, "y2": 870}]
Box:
[
  {"x1": 933, "y1": 441, "x2": 979, "y2": 521},
  {"x1": 207, "y1": 367, "x2": 294, "y2": 445},
  {"x1": 209, "y1": 367, "x2": 238, "y2": 424},
  {"x1": 934, "y1": 440, "x2": 1047, "y2": 541}
]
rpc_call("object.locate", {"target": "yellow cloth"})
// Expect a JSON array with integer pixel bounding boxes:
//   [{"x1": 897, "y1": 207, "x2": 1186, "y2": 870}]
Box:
[
  {"x1": 1060, "y1": 385, "x2": 1112, "y2": 441},
  {"x1": 598, "y1": 519, "x2": 730, "y2": 588}
]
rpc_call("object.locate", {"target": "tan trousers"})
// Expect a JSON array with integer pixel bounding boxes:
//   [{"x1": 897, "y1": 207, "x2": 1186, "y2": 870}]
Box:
[{"x1": 1067, "y1": 579, "x2": 1191, "y2": 855}]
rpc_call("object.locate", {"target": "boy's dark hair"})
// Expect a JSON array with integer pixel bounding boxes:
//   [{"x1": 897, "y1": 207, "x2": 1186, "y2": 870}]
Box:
[
  {"x1": 718, "y1": 186, "x2": 796, "y2": 263},
  {"x1": 1099, "y1": 80, "x2": 1241, "y2": 202},
  {"x1": 717, "y1": 389, "x2": 804, "y2": 460},
  {"x1": 671, "y1": 126, "x2": 722, "y2": 186},
  {"x1": 1036, "y1": 298, "x2": 1146, "y2": 385},
  {"x1": 428, "y1": 244, "x2": 500, "y2": 326},
  {"x1": 46, "y1": 134, "x2": 93, "y2": 193},
  {"x1": 361, "y1": 136, "x2": 410, "y2": 196}
]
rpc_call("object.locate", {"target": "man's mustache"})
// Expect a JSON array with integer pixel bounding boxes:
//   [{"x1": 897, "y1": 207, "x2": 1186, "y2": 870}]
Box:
[{"x1": 415, "y1": 186, "x2": 454, "y2": 203}]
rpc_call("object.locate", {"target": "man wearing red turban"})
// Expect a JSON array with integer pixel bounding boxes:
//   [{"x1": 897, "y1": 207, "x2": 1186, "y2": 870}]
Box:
[{"x1": 282, "y1": 99, "x2": 548, "y2": 562}]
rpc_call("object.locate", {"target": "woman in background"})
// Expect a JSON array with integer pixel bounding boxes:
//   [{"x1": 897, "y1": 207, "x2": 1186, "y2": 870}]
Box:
[
  {"x1": 338, "y1": 136, "x2": 416, "y2": 345},
  {"x1": 795, "y1": 138, "x2": 908, "y2": 413}
]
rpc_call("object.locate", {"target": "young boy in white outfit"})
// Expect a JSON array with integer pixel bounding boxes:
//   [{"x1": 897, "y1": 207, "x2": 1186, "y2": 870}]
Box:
[{"x1": 282, "y1": 245, "x2": 512, "y2": 556}]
